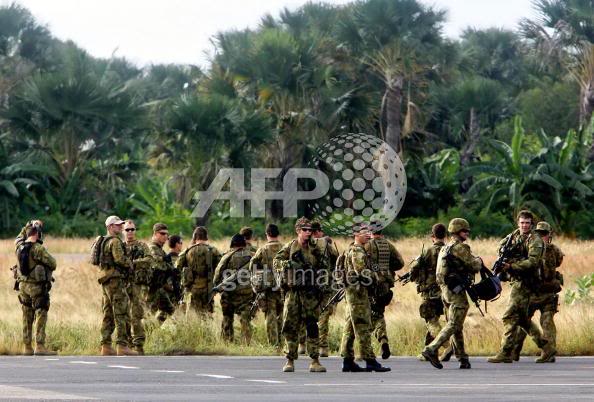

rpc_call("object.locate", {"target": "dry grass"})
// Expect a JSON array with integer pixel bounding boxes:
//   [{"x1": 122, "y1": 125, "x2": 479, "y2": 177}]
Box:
[{"x1": 0, "y1": 235, "x2": 592, "y2": 356}]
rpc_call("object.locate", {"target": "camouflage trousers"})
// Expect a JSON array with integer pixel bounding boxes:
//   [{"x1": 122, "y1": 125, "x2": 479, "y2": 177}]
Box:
[
  {"x1": 282, "y1": 288, "x2": 322, "y2": 360},
  {"x1": 340, "y1": 286, "x2": 375, "y2": 360},
  {"x1": 101, "y1": 277, "x2": 130, "y2": 346},
  {"x1": 299, "y1": 290, "x2": 334, "y2": 349},
  {"x1": 419, "y1": 295, "x2": 445, "y2": 345},
  {"x1": 513, "y1": 292, "x2": 559, "y2": 354},
  {"x1": 220, "y1": 290, "x2": 254, "y2": 343},
  {"x1": 18, "y1": 282, "x2": 50, "y2": 346},
  {"x1": 148, "y1": 287, "x2": 175, "y2": 323},
  {"x1": 499, "y1": 283, "x2": 546, "y2": 355},
  {"x1": 260, "y1": 290, "x2": 284, "y2": 346},
  {"x1": 184, "y1": 285, "x2": 213, "y2": 316},
  {"x1": 424, "y1": 286, "x2": 469, "y2": 359},
  {"x1": 126, "y1": 283, "x2": 146, "y2": 348}
]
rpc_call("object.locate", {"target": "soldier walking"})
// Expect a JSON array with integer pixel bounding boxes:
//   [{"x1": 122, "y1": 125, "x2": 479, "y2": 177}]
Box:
[
  {"x1": 340, "y1": 227, "x2": 391, "y2": 372},
  {"x1": 422, "y1": 218, "x2": 482, "y2": 369},
  {"x1": 148, "y1": 223, "x2": 176, "y2": 323}
]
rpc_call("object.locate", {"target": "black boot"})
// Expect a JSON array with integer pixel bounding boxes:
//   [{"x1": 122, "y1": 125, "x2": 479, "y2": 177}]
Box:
[
  {"x1": 421, "y1": 350, "x2": 443, "y2": 369},
  {"x1": 440, "y1": 345, "x2": 454, "y2": 362},
  {"x1": 381, "y1": 342, "x2": 391, "y2": 360},
  {"x1": 342, "y1": 358, "x2": 365, "y2": 372},
  {"x1": 459, "y1": 358, "x2": 471, "y2": 369},
  {"x1": 365, "y1": 358, "x2": 391, "y2": 372}
]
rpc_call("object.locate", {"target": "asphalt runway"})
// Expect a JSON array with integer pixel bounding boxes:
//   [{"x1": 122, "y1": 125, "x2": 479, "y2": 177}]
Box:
[{"x1": 0, "y1": 355, "x2": 592, "y2": 401}]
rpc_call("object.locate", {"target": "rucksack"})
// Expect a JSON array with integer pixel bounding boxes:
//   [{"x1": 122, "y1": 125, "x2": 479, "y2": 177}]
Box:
[
  {"x1": 17, "y1": 242, "x2": 34, "y2": 276},
  {"x1": 90, "y1": 235, "x2": 106, "y2": 266}
]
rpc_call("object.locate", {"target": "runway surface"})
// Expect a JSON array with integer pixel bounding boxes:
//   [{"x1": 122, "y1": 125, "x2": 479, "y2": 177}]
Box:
[{"x1": 0, "y1": 355, "x2": 593, "y2": 400}]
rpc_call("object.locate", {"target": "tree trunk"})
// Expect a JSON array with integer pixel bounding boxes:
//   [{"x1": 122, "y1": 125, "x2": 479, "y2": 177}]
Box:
[
  {"x1": 460, "y1": 107, "x2": 480, "y2": 193},
  {"x1": 580, "y1": 81, "x2": 594, "y2": 160},
  {"x1": 384, "y1": 76, "x2": 404, "y2": 155}
]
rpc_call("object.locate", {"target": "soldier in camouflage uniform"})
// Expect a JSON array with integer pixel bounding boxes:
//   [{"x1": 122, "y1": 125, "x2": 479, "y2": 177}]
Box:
[
  {"x1": 365, "y1": 229, "x2": 404, "y2": 360},
  {"x1": 512, "y1": 221, "x2": 564, "y2": 363},
  {"x1": 273, "y1": 217, "x2": 327, "y2": 373},
  {"x1": 167, "y1": 235, "x2": 183, "y2": 266},
  {"x1": 177, "y1": 226, "x2": 221, "y2": 316},
  {"x1": 213, "y1": 234, "x2": 255, "y2": 343},
  {"x1": 341, "y1": 227, "x2": 391, "y2": 372},
  {"x1": 123, "y1": 220, "x2": 152, "y2": 355},
  {"x1": 15, "y1": 221, "x2": 57, "y2": 356},
  {"x1": 98, "y1": 216, "x2": 137, "y2": 356},
  {"x1": 250, "y1": 224, "x2": 284, "y2": 346},
  {"x1": 488, "y1": 211, "x2": 555, "y2": 363},
  {"x1": 409, "y1": 223, "x2": 450, "y2": 360},
  {"x1": 240, "y1": 227, "x2": 258, "y2": 254},
  {"x1": 147, "y1": 223, "x2": 176, "y2": 323},
  {"x1": 422, "y1": 218, "x2": 482, "y2": 369}
]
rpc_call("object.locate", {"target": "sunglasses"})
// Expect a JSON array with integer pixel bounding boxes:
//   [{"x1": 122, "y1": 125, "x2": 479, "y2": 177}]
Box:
[
  {"x1": 125, "y1": 228, "x2": 136, "y2": 232},
  {"x1": 301, "y1": 228, "x2": 313, "y2": 232},
  {"x1": 159, "y1": 231, "x2": 169, "y2": 236}
]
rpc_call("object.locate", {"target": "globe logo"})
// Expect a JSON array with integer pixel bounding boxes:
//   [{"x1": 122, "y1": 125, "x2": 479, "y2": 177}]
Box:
[{"x1": 309, "y1": 133, "x2": 407, "y2": 235}]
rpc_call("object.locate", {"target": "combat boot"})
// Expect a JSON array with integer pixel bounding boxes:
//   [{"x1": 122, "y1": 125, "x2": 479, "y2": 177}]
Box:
[
  {"x1": 134, "y1": 346, "x2": 145, "y2": 356},
  {"x1": 487, "y1": 352, "x2": 513, "y2": 363},
  {"x1": 116, "y1": 345, "x2": 139, "y2": 356},
  {"x1": 309, "y1": 358, "x2": 327, "y2": 372},
  {"x1": 319, "y1": 346, "x2": 329, "y2": 357},
  {"x1": 101, "y1": 344, "x2": 116, "y2": 356},
  {"x1": 342, "y1": 358, "x2": 365, "y2": 372},
  {"x1": 380, "y1": 342, "x2": 391, "y2": 360},
  {"x1": 23, "y1": 343, "x2": 34, "y2": 356},
  {"x1": 365, "y1": 358, "x2": 391, "y2": 372},
  {"x1": 459, "y1": 358, "x2": 471, "y2": 369},
  {"x1": 421, "y1": 349, "x2": 443, "y2": 369},
  {"x1": 535, "y1": 345, "x2": 556, "y2": 363},
  {"x1": 282, "y1": 359, "x2": 294, "y2": 372},
  {"x1": 298, "y1": 343, "x2": 306, "y2": 355},
  {"x1": 34, "y1": 344, "x2": 57, "y2": 356},
  {"x1": 511, "y1": 349, "x2": 521, "y2": 362}
]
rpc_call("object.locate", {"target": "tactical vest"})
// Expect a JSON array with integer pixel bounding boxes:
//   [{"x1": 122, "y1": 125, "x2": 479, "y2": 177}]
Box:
[
  {"x1": 283, "y1": 240, "x2": 325, "y2": 289},
  {"x1": 100, "y1": 236, "x2": 125, "y2": 270},
  {"x1": 183, "y1": 243, "x2": 215, "y2": 290},
  {"x1": 369, "y1": 238, "x2": 392, "y2": 282},
  {"x1": 17, "y1": 242, "x2": 49, "y2": 283},
  {"x1": 223, "y1": 248, "x2": 253, "y2": 292},
  {"x1": 252, "y1": 241, "x2": 282, "y2": 292},
  {"x1": 127, "y1": 240, "x2": 151, "y2": 285},
  {"x1": 417, "y1": 243, "x2": 443, "y2": 294}
]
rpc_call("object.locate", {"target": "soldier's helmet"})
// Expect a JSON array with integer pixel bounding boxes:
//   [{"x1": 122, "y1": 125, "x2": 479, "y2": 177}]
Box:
[
  {"x1": 448, "y1": 218, "x2": 470, "y2": 234},
  {"x1": 535, "y1": 221, "x2": 551, "y2": 233}
]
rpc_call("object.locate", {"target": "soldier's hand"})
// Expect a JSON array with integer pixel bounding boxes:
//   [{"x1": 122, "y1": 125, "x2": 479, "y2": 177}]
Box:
[{"x1": 502, "y1": 262, "x2": 512, "y2": 271}]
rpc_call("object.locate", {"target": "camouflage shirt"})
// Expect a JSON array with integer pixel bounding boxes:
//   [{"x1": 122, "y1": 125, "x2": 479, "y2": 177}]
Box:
[
  {"x1": 542, "y1": 242, "x2": 564, "y2": 282},
  {"x1": 250, "y1": 240, "x2": 283, "y2": 292},
  {"x1": 436, "y1": 236, "x2": 482, "y2": 287},
  {"x1": 100, "y1": 236, "x2": 130, "y2": 279},
  {"x1": 214, "y1": 247, "x2": 253, "y2": 293},
  {"x1": 16, "y1": 241, "x2": 56, "y2": 283},
  {"x1": 125, "y1": 239, "x2": 152, "y2": 284},
  {"x1": 176, "y1": 242, "x2": 221, "y2": 290},
  {"x1": 410, "y1": 241, "x2": 444, "y2": 296}
]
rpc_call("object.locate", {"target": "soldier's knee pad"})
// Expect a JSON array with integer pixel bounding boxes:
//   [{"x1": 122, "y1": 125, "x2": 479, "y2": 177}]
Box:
[{"x1": 305, "y1": 318, "x2": 319, "y2": 338}]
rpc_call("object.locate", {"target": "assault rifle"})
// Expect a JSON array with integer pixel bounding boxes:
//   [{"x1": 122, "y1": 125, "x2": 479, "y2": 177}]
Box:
[
  {"x1": 249, "y1": 291, "x2": 266, "y2": 316},
  {"x1": 396, "y1": 272, "x2": 411, "y2": 285},
  {"x1": 492, "y1": 234, "x2": 515, "y2": 279},
  {"x1": 321, "y1": 288, "x2": 345, "y2": 313}
]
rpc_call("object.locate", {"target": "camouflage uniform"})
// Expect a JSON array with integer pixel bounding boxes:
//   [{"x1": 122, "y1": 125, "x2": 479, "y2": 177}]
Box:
[
  {"x1": 422, "y1": 235, "x2": 482, "y2": 359},
  {"x1": 15, "y1": 228, "x2": 56, "y2": 348},
  {"x1": 250, "y1": 240, "x2": 284, "y2": 346},
  {"x1": 492, "y1": 230, "x2": 548, "y2": 358},
  {"x1": 214, "y1": 247, "x2": 255, "y2": 342},
  {"x1": 177, "y1": 243, "x2": 221, "y2": 315},
  {"x1": 274, "y1": 239, "x2": 327, "y2": 361},
  {"x1": 365, "y1": 237, "x2": 404, "y2": 344},
  {"x1": 340, "y1": 243, "x2": 375, "y2": 360},
  {"x1": 148, "y1": 242, "x2": 176, "y2": 323},
  {"x1": 514, "y1": 242, "x2": 564, "y2": 355},
  {"x1": 125, "y1": 239, "x2": 152, "y2": 349},
  {"x1": 410, "y1": 241, "x2": 445, "y2": 345},
  {"x1": 99, "y1": 236, "x2": 131, "y2": 347}
]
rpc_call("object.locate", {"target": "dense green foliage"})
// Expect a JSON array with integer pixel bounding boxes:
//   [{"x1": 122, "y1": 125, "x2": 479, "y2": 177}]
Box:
[{"x1": 2, "y1": 0, "x2": 594, "y2": 238}]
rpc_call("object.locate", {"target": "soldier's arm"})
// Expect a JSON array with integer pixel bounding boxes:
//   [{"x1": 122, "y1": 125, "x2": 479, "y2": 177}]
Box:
[
  {"x1": 112, "y1": 240, "x2": 131, "y2": 268},
  {"x1": 390, "y1": 244, "x2": 405, "y2": 272},
  {"x1": 273, "y1": 242, "x2": 292, "y2": 272},
  {"x1": 511, "y1": 236, "x2": 544, "y2": 272},
  {"x1": 175, "y1": 250, "x2": 188, "y2": 271},
  {"x1": 213, "y1": 252, "x2": 232, "y2": 285},
  {"x1": 33, "y1": 245, "x2": 57, "y2": 271},
  {"x1": 452, "y1": 243, "x2": 482, "y2": 273},
  {"x1": 555, "y1": 245, "x2": 564, "y2": 267},
  {"x1": 133, "y1": 242, "x2": 153, "y2": 270},
  {"x1": 14, "y1": 225, "x2": 29, "y2": 250},
  {"x1": 249, "y1": 248, "x2": 263, "y2": 274}
]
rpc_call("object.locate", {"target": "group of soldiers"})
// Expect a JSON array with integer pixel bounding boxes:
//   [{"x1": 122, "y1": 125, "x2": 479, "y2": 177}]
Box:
[{"x1": 11, "y1": 209, "x2": 563, "y2": 373}]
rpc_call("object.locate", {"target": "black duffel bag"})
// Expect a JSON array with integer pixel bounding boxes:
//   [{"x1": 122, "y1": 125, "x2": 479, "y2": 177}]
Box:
[{"x1": 471, "y1": 266, "x2": 502, "y2": 301}]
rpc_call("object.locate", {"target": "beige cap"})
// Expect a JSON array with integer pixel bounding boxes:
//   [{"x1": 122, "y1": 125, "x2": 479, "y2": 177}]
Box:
[{"x1": 105, "y1": 215, "x2": 125, "y2": 227}]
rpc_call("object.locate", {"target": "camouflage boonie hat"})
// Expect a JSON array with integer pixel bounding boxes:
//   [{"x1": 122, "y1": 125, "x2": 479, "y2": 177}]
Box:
[
  {"x1": 535, "y1": 221, "x2": 551, "y2": 233},
  {"x1": 311, "y1": 220, "x2": 322, "y2": 232},
  {"x1": 295, "y1": 217, "x2": 312, "y2": 230},
  {"x1": 153, "y1": 222, "x2": 168, "y2": 232}
]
